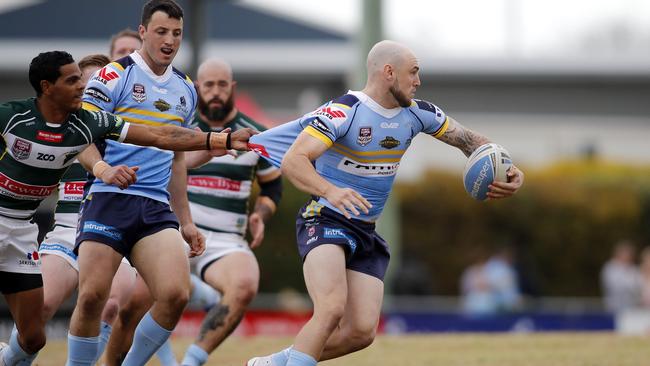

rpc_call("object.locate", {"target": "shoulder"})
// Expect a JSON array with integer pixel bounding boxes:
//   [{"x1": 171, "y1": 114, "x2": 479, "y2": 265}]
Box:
[
  {"x1": 409, "y1": 99, "x2": 444, "y2": 117},
  {"x1": 86, "y1": 60, "x2": 130, "y2": 94},
  {"x1": 172, "y1": 67, "x2": 195, "y2": 89},
  {"x1": 308, "y1": 93, "x2": 361, "y2": 126}
]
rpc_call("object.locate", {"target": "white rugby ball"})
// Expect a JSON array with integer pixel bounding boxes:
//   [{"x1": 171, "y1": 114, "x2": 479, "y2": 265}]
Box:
[{"x1": 463, "y1": 143, "x2": 513, "y2": 201}]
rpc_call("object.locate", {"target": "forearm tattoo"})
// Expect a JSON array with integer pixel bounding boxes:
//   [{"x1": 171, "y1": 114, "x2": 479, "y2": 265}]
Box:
[{"x1": 438, "y1": 119, "x2": 490, "y2": 157}]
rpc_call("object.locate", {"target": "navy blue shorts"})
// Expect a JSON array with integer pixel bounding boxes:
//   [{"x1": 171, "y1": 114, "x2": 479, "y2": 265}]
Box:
[
  {"x1": 296, "y1": 204, "x2": 390, "y2": 281},
  {"x1": 75, "y1": 192, "x2": 179, "y2": 258}
]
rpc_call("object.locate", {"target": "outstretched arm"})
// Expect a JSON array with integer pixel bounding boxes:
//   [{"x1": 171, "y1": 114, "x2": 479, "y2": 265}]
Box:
[
  {"x1": 435, "y1": 116, "x2": 524, "y2": 198},
  {"x1": 123, "y1": 124, "x2": 254, "y2": 152},
  {"x1": 282, "y1": 131, "x2": 371, "y2": 219}
]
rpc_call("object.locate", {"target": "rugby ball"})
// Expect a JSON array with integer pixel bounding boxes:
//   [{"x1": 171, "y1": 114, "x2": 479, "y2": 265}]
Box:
[{"x1": 463, "y1": 143, "x2": 512, "y2": 201}]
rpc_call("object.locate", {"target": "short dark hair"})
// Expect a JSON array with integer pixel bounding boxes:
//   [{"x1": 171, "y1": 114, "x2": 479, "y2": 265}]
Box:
[
  {"x1": 109, "y1": 29, "x2": 141, "y2": 56},
  {"x1": 141, "y1": 0, "x2": 183, "y2": 27},
  {"x1": 78, "y1": 54, "x2": 111, "y2": 71},
  {"x1": 29, "y1": 51, "x2": 75, "y2": 96}
]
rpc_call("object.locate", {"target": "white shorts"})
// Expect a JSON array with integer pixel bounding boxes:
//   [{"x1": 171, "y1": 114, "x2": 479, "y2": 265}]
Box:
[
  {"x1": 190, "y1": 229, "x2": 253, "y2": 279},
  {"x1": 0, "y1": 215, "x2": 41, "y2": 274},
  {"x1": 39, "y1": 225, "x2": 131, "y2": 272},
  {"x1": 39, "y1": 225, "x2": 78, "y2": 271}
]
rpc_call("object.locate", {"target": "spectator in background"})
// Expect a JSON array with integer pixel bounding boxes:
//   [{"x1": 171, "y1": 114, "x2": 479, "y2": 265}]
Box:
[
  {"x1": 639, "y1": 247, "x2": 650, "y2": 308},
  {"x1": 461, "y1": 246, "x2": 521, "y2": 316},
  {"x1": 600, "y1": 240, "x2": 641, "y2": 312},
  {"x1": 109, "y1": 28, "x2": 141, "y2": 60}
]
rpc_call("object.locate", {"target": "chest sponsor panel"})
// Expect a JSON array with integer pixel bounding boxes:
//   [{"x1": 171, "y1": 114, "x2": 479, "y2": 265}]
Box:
[
  {"x1": 336, "y1": 157, "x2": 400, "y2": 177},
  {"x1": 58, "y1": 181, "x2": 85, "y2": 202},
  {"x1": 187, "y1": 177, "x2": 252, "y2": 200},
  {"x1": 4, "y1": 133, "x2": 86, "y2": 169},
  {"x1": 0, "y1": 172, "x2": 58, "y2": 200}
]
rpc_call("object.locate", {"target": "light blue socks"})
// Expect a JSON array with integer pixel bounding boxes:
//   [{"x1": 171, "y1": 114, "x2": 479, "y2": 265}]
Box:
[
  {"x1": 66, "y1": 333, "x2": 98, "y2": 366},
  {"x1": 286, "y1": 349, "x2": 317, "y2": 366},
  {"x1": 180, "y1": 343, "x2": 209, "y2": 366},
  {"x1": 121, "y1": 312, "x2": 172, "y2": 366}
]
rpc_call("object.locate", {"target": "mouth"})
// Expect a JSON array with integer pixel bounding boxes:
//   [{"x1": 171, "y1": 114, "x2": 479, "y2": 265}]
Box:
[{"x1": 161, "y1": 47, "x2": 174, "y2": 56}]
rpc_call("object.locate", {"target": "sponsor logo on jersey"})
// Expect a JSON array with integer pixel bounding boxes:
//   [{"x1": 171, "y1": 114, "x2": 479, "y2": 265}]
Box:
[
  {"x1": 187, "y1": 176, "x2": 242, "y2": 192},
  {"x1": 379, "y1": 136, "x2": 401, "y2": 149},
  {"x1": 61, "y1": 181, "x2": 85, "y2": 201},
  {"x1": 0, "y1": 172, "x2": 58, "y2": 200},
  {"x1": 84, "y1": 87, "x2": 111, "y2": 103},
  {"x1": 248, "y1": 143, "x2": 269, "y2": 158},
  {"x1": 380, "y1": 122, "x2": 399, "y2": 129},
  {"x1": 311, "y1": 106, "x2": 347, "y2": 125},
  {"x1": 82, "y1": 221, "x2": 123, "y2": 241},
  {"x1": 36, "y1": 131, "x2": 63, "y2": 143},
  {"x1": 154, "y1": 98, "x2": 171, "y2": 112},
  {"x1": 357, "y1": 127, "x2": 372, "y2": 147},
  {"x1": 338, "y1": 158, "x2": 399, "y2": 177},
  {"x1": 176, "y1": 96, "x2": 188, "y2": 114},
  {"x1": 132, "y1": 83, "x2": 146, "y2": 103},
  {"x1": 92, "y1": 67, "x2": 119, "y2": 85},
  {"x1": 11, "y1": 138, "x2": 32, "y2": 160},
  {"x1": 309, "y1": 118, "x2": 332, "y2": 135}
]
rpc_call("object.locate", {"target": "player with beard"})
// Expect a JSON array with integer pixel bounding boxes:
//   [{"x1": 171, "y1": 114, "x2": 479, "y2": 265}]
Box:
[
  {"x1": 101, "y1": 58, "x2": 281, "y2": 366},
  {"x1": 245, "y1": 40, "x2": 524, "y2": 366}
]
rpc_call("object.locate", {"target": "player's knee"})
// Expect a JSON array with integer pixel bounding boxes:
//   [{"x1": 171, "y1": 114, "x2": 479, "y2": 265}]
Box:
[
  {"x1": 229, "y1": 277, "x2": 258, "y2": 307},
  {"x1": 346, "y1": 327, "x2": 376, "y2": 351},
  {"x1": 20, "y1": 328, "x2": 46, "y2": 354},
  {"x1": 102, "y1": 298, "x2": 120, "y2": 324},
  {"x1": 315, "y1": 301, "x2": 346, "y2": 327},
  {"x1": 42, "y1": 300, "x2": 58, "y2": 321},
  {"x1": 77, "y1": 288, "x2": 108, "y2": 316},
  {"x1": 159, "y1": 286, "x2": 189, "y2": 311}
]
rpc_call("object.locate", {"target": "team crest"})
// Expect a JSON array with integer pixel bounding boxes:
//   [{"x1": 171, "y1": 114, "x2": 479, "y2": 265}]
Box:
[
  {"x1": 308, "y1": 226, "x2": 316, "y2": 237},
  {"x1": 154, "y1": 99, "x2": 171, "y2": 112},
  {"x1": 11, "y1": 139, "x2": 32, "y2": 160},
  {"x1": 357, "y1": 127, "x2": 372, "y2": 147},
  {"x1": 132, "y1": 83, "x2": 146, "y2": 103},
  {"x1": 379, "y1": 136, "x2": 401, "y2": 149}
]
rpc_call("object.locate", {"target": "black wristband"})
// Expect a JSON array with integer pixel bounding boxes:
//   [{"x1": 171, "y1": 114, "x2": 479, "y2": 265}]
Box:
[
  {"x1": 206, "y1": 132, "x2": 212, "y2": 150},
  {"x1": 226, "y1": 133, "x2": 232, "y2": 150}
]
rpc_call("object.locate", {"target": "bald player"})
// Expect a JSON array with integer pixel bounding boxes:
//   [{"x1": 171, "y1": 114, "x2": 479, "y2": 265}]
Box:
[{"x1": 246, "y1": 40, "x2": 524, "y2": 366}]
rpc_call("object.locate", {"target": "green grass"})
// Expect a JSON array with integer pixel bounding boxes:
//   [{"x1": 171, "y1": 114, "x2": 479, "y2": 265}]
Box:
[{"x1": 34, "y1": 333, "x2": 650, "y2": 366}]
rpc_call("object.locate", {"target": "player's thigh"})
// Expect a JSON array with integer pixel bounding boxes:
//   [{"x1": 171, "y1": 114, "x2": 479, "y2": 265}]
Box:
[
  {"x1": 130, "y1": 228, "x2": 190, "y2": 299},
  {"x1": 108, "y1": 260, "x2": 137, "y2": 304},
  {"x1": 77, "y1": 241, "x2": 123, "y2": 297},
  {"x1": 303, "y1": 244, "x2": 348, "y2": 307},
  {"x1": 4, "y1": 287, "x2": 45, "y2": 336},
  {"x1": 340, "y1": 269, "x2": 384, "y2": 332},
  {"x1": 203, "y1": 252, "x2": 259, "y2": 294},
  {"x1": 40, "y1": 254, "x2": 78, "y2": 319}
]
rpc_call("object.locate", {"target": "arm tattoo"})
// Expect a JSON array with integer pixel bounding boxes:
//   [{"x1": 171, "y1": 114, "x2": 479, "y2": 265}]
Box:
[{"x1": 438, "y1": 118, "x2": 490, "y2": 157}]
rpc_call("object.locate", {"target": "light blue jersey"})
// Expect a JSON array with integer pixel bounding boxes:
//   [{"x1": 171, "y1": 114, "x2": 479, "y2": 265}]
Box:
[
  {"x1": 82, "y1": 52, "x2": 197, "y2": 203},
  {"x1": 249, "y1": 91, "x2": 448, "y2": 221}
]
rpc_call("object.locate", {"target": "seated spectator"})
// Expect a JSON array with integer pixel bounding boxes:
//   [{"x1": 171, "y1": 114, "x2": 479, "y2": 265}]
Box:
[{"x1": 601, "y1": 240, "x2": 641, "y2": 312}]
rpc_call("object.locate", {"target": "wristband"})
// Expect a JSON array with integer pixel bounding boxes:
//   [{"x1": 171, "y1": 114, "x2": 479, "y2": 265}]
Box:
[
  {"x1": 206, "y1": 132, "x2": 212, "y2": 150},
  {"x1": 210, "y1": 133, "x2": 227, "y2": 149},
  {"x1": 92, "y1": 160, "x2": 110, "y2": 179},
  {"x1": 226, "y1": 133, "x2": 232, "y2": 150}
]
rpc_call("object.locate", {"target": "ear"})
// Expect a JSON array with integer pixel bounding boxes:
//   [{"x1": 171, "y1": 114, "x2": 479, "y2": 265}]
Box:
[
  {"x1": 383, "y1": 64, "x2": 394, "y2": 81},
  {"x1": 231, "y1": 80, "x2": 238, "y2": 91},
  {"x1": 40, "y1": 80, "x2": 52, "y2": 96},
  {"x1": 138, "y1": 24, "x2": 146, "y2": 40}
]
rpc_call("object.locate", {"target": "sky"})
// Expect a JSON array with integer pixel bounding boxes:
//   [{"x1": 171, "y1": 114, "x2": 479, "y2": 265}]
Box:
[{"x1": 241, "y1": 0, "x2": 650, "y2": 60}]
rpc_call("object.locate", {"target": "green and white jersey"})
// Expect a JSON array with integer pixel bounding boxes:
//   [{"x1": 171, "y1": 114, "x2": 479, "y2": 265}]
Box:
[
  {"x1": 53, "y1": 161, "x2": 86, "y2": 228},
  {"x1": 0, "y1": 98, "x2": 129, "y2": 218},
  {"x1": 187, "y1": 112, "x2": 277, "y2": 236}
]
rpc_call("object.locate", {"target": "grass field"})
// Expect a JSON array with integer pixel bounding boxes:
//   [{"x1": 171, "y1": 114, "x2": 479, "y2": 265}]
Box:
[{"x1": 33, "y1": 333, "x2": 650, "y2": 366}]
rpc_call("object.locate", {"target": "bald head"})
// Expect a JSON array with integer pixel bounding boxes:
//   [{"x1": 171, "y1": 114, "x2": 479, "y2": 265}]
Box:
[
  {"x1": 197, "y1": 58, "x2": 233, "y2": 82},
  {"x1": 366, "y1": 40, "x2": 415, "y2": 76}
]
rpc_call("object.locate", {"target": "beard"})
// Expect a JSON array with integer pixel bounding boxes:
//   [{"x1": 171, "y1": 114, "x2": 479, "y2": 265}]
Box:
[
  {"x1": 198, "y1": 92, "x2": 235, "y2": 122},
  {"x1": 389, "y1": 82, "x2": 412, "y2": 108}
]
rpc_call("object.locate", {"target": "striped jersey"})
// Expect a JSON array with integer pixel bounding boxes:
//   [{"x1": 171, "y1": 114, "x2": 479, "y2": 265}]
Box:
[
  {"x1": 53, "y1": 161, "x2": 86, "y2": 228},
  {"x1": 249, "y1": 90, "x2": 448, "y2": 222},
  {"x1": 0, "y1": 98, "x2": 128, "y2": 219},
  {"x1": 188, "y1": 112, "x2": 277, "y2": 236},
  {"x1": 82, "y1": 51, "x2": 197, "y2": 203}
]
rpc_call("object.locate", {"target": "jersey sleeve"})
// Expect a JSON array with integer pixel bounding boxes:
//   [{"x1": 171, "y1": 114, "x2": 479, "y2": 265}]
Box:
[
  {"x1": 300, "y1": 99, "x2": 355, "y2": 147},
  {"x1": 83, "y1": 109, "x2": 130, "y2": 143},
  {"x1": 0, "y1": 103, "x2": 14, "y2": 134},
  {"x1": 410, "y1": 99, "x2": 449, "y2": 138},
  {"x1": 81, "y1": 62, "x2": 124, "y2": 113}
]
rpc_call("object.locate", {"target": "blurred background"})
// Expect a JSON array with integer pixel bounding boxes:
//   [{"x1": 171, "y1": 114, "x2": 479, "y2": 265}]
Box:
[{"x1": 1, "y1": 0, "x2": 649, "y2": 337}]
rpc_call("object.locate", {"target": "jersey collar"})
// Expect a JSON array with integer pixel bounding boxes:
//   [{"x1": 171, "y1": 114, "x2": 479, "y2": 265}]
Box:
[
  {"x1": 131, "y1": 51, "x2": 173, "y2": 84},
  {"x1": 348, "y1": 90, "x2": 402, "y2": 119}
]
